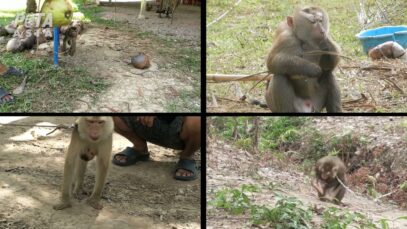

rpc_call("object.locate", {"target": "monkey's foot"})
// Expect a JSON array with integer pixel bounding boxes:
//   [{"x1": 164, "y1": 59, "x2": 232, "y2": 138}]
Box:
[
  {"x1": 86, "y1": 198, "x2": 103, "y2": 210},
  {"x1": 319, "y1": 196, "x2": 334, "y2": 202},
  {"x1": 53, "y1": 202, "x2": 72, "y2": 210}
]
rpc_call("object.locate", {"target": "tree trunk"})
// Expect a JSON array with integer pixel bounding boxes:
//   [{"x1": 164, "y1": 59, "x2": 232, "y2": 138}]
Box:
[{"x1": 251, "y1": 117, "x2": 260, "y2": 153}]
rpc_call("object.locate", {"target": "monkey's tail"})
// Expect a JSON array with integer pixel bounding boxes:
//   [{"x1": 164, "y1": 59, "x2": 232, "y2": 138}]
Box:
[{"x1": 249, "y1": 99, "x2": 268, "y2": 108}]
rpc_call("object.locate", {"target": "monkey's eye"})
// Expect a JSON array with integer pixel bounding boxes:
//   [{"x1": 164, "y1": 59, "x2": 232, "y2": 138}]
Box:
[
  {"x1": 98, "y1": 121, "x2": 105, "y2": 124},
  {"x1": 303, "y1": 8, "x2": 311, "y2": 13}
]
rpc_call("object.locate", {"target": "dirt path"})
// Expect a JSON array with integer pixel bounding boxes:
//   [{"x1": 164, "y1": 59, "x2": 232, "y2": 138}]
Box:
[
  {"x1": 207, "y1": 133, "x2": 407, "y2": 228},
  {"x1": 0, "y1": 117, "x2": 201, "y2": 228},
  {"x1": 61, "y1": 4, "x2": 201, "y2": 112}
]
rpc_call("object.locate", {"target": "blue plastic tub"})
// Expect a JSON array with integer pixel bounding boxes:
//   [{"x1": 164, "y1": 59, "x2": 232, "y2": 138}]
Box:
[{"x1": 355, "y1": 26, "x2": 407, "y2": 53}]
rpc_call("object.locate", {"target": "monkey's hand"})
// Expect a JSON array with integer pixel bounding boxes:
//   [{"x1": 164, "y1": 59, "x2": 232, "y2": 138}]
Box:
[
  {"x1": 53, "y1": 201, "x2": 72, "y2": 210},
  {"x1": 269, "y1": 54, "x2": 322, "y2": 78},
  {"x1": 312, "y1": 179, "x2": 325, "y2": 195},
  {"x1": 319, "y1": 39, "x2": 340, "y2": 71}
]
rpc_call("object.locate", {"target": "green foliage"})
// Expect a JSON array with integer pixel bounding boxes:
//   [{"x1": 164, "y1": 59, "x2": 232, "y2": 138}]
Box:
[
  {"x1": 209, "y1": 184, "x2": 313, "y2": 228},
  {"x1": 300, "y1": 130, "x2": 328, "y2": 162},
  {"x1": 209, "y1": 184, "x2": 259, "y2": 215},
  {"x1": 400, "y1": 181, "x2": 407, "y2": 191},
  {"x1": 251, "y1": 196, "x2": 312, "y2": 228},
  {"x1": 212, "y1": 117, "x2": 248, "y2": 138},
  {"x1": 210, "y1": 117, "x2": 306, "y2": 151},
  {"x1": 366, "y1": 185, "x2": 379, "y2": 199},
  {"x1": 321, "y1": 207, "x2": 378, "y2": 229},
  {"x1": 209, "y1": 184, "x2": 403, "y2": 228},
  {"x1": 260, "y1": 117, "x2": 305, "y2": 150},
  {"x1": 235, "y1": 137, "x2": 252, "y2": 150}
]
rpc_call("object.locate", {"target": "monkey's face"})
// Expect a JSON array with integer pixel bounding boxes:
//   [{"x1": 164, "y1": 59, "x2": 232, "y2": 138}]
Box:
[
  {"x1": 294, "y1": 7, "x2": 328, "y2": 45},
  {"x1": 85, "y1": 119, "x2": 106, "y2": 142},
  {"x1": 319, "y1": 165, "x2": 338, "y2": 180},
  {"x1": 77, "y1": 117, "x2": 113, "y2": 143}
]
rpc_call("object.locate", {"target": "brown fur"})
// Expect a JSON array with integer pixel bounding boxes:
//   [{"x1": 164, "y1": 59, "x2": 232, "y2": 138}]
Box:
[
  {"x1": 312, "y1": 155, "x2": 346, "y2": 204},
  {"x1": 265, "y1": 6, "x2": 341, "y2": 113}
]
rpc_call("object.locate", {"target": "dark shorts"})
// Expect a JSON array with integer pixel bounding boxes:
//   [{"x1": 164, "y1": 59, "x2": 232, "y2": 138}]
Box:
[{"x1": 120, "y1": 116, "x2": 185, "y2": 150}]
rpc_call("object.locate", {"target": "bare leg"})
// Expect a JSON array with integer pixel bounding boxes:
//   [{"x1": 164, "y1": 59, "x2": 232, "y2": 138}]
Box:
[
  {"x1": 87, "y1": 153, "x2": 110, "y2": 210},
  {"x1": 177, "y1": 116, "x2": 201, "y2": 177},
  {"x1": 112, "y1": 117, "x2": 149, "y2": 163},
  {"x1": 53, "y1": 143, "x2": 79, "y2": 210},
  {"x1": 73, "y1": 157, "x2": 87, "y2": 199}
]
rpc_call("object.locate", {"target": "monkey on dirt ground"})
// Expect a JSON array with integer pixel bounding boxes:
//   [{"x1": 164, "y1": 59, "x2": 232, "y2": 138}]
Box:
[
  {"x1": 265, "y1": 6, "x2": 342, "y2": 113},
  {"x1": 157, "y1": 0, "x2": 180, "y2": 23},
  {"x1": 61, "y1": 21, "x2": 84, "y2": 56},
  {"x1": 53, "y1": 116, "x2": 113, "y2": 210},
  {"x1": 312, "y1": 155, "x2": 347, "y2": 205}
]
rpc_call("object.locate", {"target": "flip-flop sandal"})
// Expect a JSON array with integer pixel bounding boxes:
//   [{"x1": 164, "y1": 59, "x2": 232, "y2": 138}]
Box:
[
  {"x1": 112, "y1": 147, "x2": 150, "y2": 166},
  {"x1": 0, "y1": 87, "x2": 14, "y2": 105},
  {"x1": 174, "y1": 159, "x2": 197, "y2": 181},
  {"x1": 2, "y1": 67, "x2": 24, "y2": 77}
]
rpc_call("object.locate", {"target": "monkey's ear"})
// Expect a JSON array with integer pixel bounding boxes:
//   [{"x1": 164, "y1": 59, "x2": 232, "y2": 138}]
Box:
[{"x1": 287, "y1": 16, "x2": 294, "y2": 27}]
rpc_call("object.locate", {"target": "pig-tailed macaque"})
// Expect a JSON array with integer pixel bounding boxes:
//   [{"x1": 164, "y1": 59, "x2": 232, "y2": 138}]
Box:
[
  {"x1": 312, "y1": 156, "x2": 346, "y2": 204},
  {"x1": 265, "y1": 6, "x2": 341, "y2": 112},
  {"x1": 61, "y1": 20, "x2": 83, "y2": 56},
  {"x1": 157, "y1": 0, "x2": 180, "y2": 23},
  {"x1": 53, "y1": 116, "x2": 114, "y2": 210}
]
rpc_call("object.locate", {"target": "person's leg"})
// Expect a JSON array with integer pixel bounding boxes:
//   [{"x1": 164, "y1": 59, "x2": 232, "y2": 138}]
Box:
[
  {"x1": 112, "y1": 117, "x2": 149, "y2": 164},
  {"x1": 176, "y1": 116, "x2": 201, "y2": 178}
]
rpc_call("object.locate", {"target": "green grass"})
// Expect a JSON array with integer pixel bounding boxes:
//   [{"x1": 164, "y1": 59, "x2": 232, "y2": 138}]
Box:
[
  {"x1": 0, "y1": 53, "x2": 106, "y2": 112},
  {"x1": 164, "y1": 87, "x2": 201, "y2": 112},
  {"x1": 207, "y1": 0, "x2": 378, "y2": 75}
]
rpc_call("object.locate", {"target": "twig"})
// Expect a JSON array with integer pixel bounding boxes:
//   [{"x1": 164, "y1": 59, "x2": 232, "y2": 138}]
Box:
[
  {"x1": 207, "y1": 71, "x2": 270, "y2": 82},
  {"x1": 367, "y1": 90, "x2": 377, "y2": 105},
  {"x1": 207, "y1": 0, "x2": 243, "y2": 28},
  {"x1": 241, "y1": 73, "x2": 271, "y2": 99},
  {"x1": 374, "y1": 187, "x2": 399, "y2": 202},
  {"x1": 0, "y1": 123, "x2": 74, "y2": 136},
  {"x1": 336, "y1": 177, "x2": 356, "y2": 195},
  {"x1": 383, "y1": 78, "x2": 406, "y2": 95},
  {"x1": 304, "y1": 50, "x2": 353, "y2": 61}
]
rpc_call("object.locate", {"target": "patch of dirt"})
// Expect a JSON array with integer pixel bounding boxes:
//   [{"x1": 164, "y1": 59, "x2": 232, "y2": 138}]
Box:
[
  {"x1": 0, "y1": 117, "x2": 200, "y2": 229},
  {"x1": 61, "y1": 4, "x2": 200, "y2": 112},
  {"x1": 99, "y1": 4, "x2": 201, "y2": 42},
  {"x1": 207, "y1": 118, "x2": 407, "y2": 228}
]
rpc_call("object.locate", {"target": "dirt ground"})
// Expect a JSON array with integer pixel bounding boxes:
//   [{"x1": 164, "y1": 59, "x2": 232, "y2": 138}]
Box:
[
  {"x1": 0, "y1": 116, "x2": 201, "y2": 229},
  {"x1": 207, "y1": 117, "x2": 407, "y2": 228},
  {"x1": 61, "y1": 3, "x2": 201, "y2": 112}
]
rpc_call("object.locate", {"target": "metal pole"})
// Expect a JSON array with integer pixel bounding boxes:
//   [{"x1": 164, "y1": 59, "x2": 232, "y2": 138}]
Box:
[{"x1": 53, "y1": 26, "x2": 59, "y2": 65}]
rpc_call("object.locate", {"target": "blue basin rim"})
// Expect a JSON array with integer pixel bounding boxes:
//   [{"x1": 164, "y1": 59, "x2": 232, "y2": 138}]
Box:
[{"x1": 356, "y1": 26, "x2": 407, "y2": 39}]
